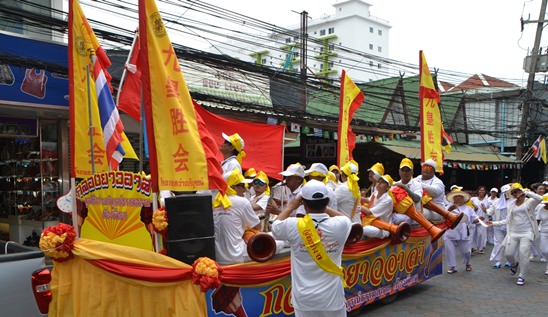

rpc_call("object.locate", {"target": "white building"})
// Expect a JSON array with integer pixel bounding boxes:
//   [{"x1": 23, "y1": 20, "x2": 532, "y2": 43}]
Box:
[{"x1": 210, "y1": 0, "x2": 391, "y2": 83}]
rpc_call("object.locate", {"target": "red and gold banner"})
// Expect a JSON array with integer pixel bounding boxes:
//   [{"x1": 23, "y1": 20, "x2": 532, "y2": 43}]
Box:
[
  {"x1": 138, "y1": 0, "x2": 226, "y2": 193},
  {"x1": 338, "y1": 70, "x2": 364, "y2": 167},
  {"x1": 419, "y1": 51, "x2": 444, "y2": 174}
]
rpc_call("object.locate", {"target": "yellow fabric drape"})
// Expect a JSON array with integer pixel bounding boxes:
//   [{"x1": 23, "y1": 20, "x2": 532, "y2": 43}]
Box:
[{"x1": 48, "y1": 239, "x2": 206, "y2": 317}]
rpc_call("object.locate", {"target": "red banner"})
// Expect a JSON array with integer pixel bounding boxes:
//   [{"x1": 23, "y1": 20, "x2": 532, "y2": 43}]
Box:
[{"x1": 194, "y1": 103, "x2": 285, "y2": 180}]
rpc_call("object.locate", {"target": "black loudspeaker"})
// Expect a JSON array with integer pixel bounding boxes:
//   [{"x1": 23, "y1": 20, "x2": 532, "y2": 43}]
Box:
[{"x1": 164, "y1": 194, "x2": 216, "y2": 265}]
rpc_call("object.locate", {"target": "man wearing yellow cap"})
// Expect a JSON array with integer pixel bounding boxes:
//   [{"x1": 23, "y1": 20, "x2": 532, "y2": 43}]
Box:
[
  {"x1": 213, "y1": 168, "x2": 260, "y2": 265},
  {"x1": 361, "y1": 174, "x2": 395, "y2": 239},
  {"x1": 334, "y1": 160, "x2": 361, "y2": 224},
  {"x1": 392, "y1": 158, "x2": 422, "y2": 225},
  {"x1": 220, "y1": 132, "x2": 246, "y2": 174}
]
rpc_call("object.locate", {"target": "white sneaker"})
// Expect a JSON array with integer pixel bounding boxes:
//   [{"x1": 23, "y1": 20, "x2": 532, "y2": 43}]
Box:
[
  {"x1": 545, "y1": 269, "x2": 548, "y2": 275},
  {"x1": 540, "y1": 257, "x2": 547, "y2": 263},
  {"x1": 529, "y1": 256, "x2": 539, "y2": 262}
]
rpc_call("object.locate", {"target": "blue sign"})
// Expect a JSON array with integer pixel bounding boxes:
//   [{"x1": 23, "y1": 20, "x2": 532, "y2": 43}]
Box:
[{"x1": 0, "y1": 32, "x2": 69, "y2": 107}]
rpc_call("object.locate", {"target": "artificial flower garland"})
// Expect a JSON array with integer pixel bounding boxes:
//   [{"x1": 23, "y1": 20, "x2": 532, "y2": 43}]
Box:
[
  {"x1": 152, "y1": 207, "x2": 168, "y2": 233},
  {"x1": 192, "y1": 257, "x2": 222, "y2": 292},
  {"x1": 39, "y1": 222, "x2": 77, "y2": 262}
]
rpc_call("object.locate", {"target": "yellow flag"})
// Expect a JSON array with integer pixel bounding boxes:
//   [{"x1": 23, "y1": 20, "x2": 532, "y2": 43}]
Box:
[
  {"x1": 69, "y1": 0, "x2": 138, "y2": 177},
  {"x1": 419, "y1": 51, "x2": 445, "y2": 174},
  {"x1": 338, "y1": 70, "x2": 364, "y2": 167},
  {"x1": 139, "y1": 0, "x2": 226, "y2": 192}
]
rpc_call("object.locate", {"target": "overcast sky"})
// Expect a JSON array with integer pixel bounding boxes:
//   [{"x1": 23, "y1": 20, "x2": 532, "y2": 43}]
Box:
[{"x1": 201, "y1": 0, "x2": 546, "y2": 84}]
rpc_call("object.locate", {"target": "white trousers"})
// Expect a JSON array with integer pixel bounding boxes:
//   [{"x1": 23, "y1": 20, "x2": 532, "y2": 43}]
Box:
[
  {"x1": 489, "y1": 229, "x2": 507, "y2": 262},
  {"x1": 444, "y1": 239, "x2": 471, "y2": 268},
  {"x1": 470, "y1": 224, "x2": 487, "y2": 250},
  {"x1": 540, "y1": 232, "x2": 548, "y2": 270},
  {"x1": 505, "y1": 231, "x2": 534, "y2": 279}
]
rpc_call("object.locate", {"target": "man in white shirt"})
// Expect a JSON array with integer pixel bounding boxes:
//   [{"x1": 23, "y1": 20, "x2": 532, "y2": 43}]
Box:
[
  {"x1": 272, "y1": 180, "x2": 351, "y2": 317},
  {"x1": 219, "y1": 132, "x2": 245, "y2": 174},
  {"x1": 267, "y1": 163, "x2": 306, "y2": 218},
  {"x1": 213, "y1": 168, "x2": 260, "y2": 265},
  {"x1": 334, "y1": 160, "x2": 361, "y2": 224},
  {"x1": 415, "y1": 159, "x2": 446, "y2": 222},
  {"x1": 392, "y1": 158, "x2": 422, "y2": 225}
]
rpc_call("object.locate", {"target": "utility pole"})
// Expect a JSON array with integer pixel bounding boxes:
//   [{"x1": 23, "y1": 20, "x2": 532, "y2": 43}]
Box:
[
  {"x1": 300, "y1": 10, "x2": 308, "y2": 110},
  {"x1": 516, "y1": 0, "x2": 548, "y2": 159}
]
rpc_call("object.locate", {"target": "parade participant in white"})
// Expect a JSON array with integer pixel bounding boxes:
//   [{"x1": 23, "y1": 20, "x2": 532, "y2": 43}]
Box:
[
  {"x1": 213, "y1": 168, "x2": 260, "y2": 265},
  {"x1": 486, "y1": 187, "x2": 499, "y2": 245},
  {"x1": 272, "y1": 180, "x2": 351, "y2": 317},
  {"x1": 415, "y1": 159, "x2": 446, "y2": 222},
  {"x1": 305, "y1": 163, "x2": 338, "y2": 211},
  {"x1": 538, "y1": 194, "x2": 548, "y2": 275},
  {"x1": 361, "y1": 174, "x2": 395, "y2": 239},
  {"x1": 470, "y1": 186, "x2": 489, "y2": 254},
  {"x1": 392, "y1": 158, "x2": 422, "y2": 226},
  {"x1": 267, "y1": 163, "x2": 306, "y2": 218},
  {"x1": 444, "y1": 187, "x2": 478, "y2": 274},
  {"x1": 334, "y1": 160, "x2": 361, "y2": 224},
  {"x1": 488, "y1": 183, "x2": 543, "y2": 286},
  {"x1": 219, "y1": 132, "x2": 245, "y2": 174},
  {"x1": 486, "y1": 185, "x2": 512, "y2": 268}
]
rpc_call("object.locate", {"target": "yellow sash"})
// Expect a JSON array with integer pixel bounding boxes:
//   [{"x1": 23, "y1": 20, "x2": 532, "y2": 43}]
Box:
[{"x1": 297, "y1": 214, "x2": 347, "y2": 287}]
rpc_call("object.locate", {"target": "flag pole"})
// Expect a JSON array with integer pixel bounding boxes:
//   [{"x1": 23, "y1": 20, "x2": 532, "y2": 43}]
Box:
[{"x1": 86, "y1": 64, "x2": 95, "y2": 174}]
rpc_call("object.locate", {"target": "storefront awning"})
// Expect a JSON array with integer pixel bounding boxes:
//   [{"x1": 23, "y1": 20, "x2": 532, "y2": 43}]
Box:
[{"x1": 377, "y1": 140, "x2": 521, "y2": 169}]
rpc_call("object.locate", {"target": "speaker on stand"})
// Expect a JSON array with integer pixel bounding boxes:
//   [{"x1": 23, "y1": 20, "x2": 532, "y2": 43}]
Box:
[{"x1": 164, "y1": 193, "x2": 216, "y2": 265}]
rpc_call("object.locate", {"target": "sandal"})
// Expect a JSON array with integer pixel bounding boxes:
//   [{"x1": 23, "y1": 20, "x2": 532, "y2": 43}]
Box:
[
  {"x1": 466, "y1": 265, "x2": 472, "y2": 272},
  {"x1": 447, "y1": 267, "x2": 457, "y2": 274}
]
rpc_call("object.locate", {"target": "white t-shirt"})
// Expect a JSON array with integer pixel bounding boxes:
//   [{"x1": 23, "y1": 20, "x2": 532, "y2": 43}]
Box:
[
  {"x1": 213, "y1": 195, "x2": 260, "y2": 265},
  {"x1": 250, "y1": 192, "x2": 270, "y2": 216},
  {"x1": 271, "y1": 213, "x2": 351, "y2": 311},
  {"x1": 271, "y1": 183, "x2": 305, "y2": 217},
  {"x1": 221, "y1": 155, "x2": 241, "y2": 174},
  {"x1": 334, "y1": 181, "x2": 361, "y2": 223}
]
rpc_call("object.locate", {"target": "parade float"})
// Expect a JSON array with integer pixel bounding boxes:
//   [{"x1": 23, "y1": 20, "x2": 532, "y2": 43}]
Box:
[{"x1": 36, "y1": 1, "x2": 456, "y2": 316}]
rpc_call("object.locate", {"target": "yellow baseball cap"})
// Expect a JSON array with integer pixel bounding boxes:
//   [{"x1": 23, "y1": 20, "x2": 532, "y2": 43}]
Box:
[{"x1": 399, "y1": 158, "x2": 414, "y2": 169}]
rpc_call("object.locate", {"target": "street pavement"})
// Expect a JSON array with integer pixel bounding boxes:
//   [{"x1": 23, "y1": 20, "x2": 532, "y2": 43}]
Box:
[{"x1": 355, "y1": 243, "x2": 548, "y2": 317}]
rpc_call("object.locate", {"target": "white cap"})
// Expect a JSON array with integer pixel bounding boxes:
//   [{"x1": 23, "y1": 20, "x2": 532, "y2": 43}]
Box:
[
  {"x1": 280, "y1": 164, "x2": 305, "y2": 178},
  {"x1": 421, "y1": 159, "x2": 437, "y2": 169},
  {"x1": 305, "y1": 163, "x2": 328, "y2": 176},
  {"x1": 490, "y1": 187, "x2": 498, "y2": 193},
  {"x1": 301, "y1": 179, "x2": 329, "y2": 200}
]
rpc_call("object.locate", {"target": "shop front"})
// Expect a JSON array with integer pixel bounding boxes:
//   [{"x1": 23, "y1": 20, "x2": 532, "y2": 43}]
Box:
[{"x1": 0, "y1": 32, "x2": 70, "y2": 244}]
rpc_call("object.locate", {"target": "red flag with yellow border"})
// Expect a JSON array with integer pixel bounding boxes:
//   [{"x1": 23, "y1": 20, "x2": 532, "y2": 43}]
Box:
[
  {"x1": 419, "y1": 51, "x2": 445, "y2": 174},
  {"x1": 138, "y1": 0, "x2": 226, "y2": 194},
  {"x1": 337, "y1": 70, "x2": 364, "y2": 167}
]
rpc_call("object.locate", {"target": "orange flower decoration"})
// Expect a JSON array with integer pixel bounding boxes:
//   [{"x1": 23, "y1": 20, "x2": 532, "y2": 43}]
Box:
[
  {"x1": 39, "y1": 223, "x2": 77, "y2": 262},
  {"x1": 152, "y1": 207, "x2": 168, "y2": 233},
  {"x1": 192, "y1": 257, "x2": 222, "y2": 292}
]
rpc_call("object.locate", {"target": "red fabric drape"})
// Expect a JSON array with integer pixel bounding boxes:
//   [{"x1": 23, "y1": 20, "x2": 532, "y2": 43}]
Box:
[{"x1": 90, "y1": 259, "x2": 193, "y2": 282}]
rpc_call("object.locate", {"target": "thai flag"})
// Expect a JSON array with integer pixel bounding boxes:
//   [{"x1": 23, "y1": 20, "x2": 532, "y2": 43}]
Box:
[
  {"x1": 531, "y1": 135, "x2": 541, "y2": 160},
  {"x1": 93, "y1": 57, "x2": 125, "y2": 170}
]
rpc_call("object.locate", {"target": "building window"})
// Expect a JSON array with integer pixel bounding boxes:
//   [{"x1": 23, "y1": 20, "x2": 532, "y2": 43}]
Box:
[
  {"x1": 286, "y1": 37, "x2": 291, "y2": 43},
  {"x1": 294, "y1": 52, "x2": 299, "y2": 58},
  {"x1": 320, "y1": 29, "x2": 326, "y2": 36},
  {"x1": 262, "y1": 58, "x2": 267, "y2": 65},
  {"x1": 378, "y1": 29, "x2": 382, "y2": 36},
  {"x1": 328, "y1": 61, "x2": 334, "y2": 69},
  {"x1": 369, "y1": 44, "x2": 373, "y2": 50},
  {"x1": 378, "y1": 63, "x2": 382, "y2": 69},
  {"x1": 328, "y1": 27, "x2": 335, "y2": 34},
  {"x1": 320, "y1": 64, "x2": 324, "y2": 70},
  {"x1": 328, "y1": 44, "x2": 334, "y2": 51},
  {"x1": 369, "y1": 61, "x2": 374, "y2": 67},
  {"x1": 378, "y1": 46, "x2": 382, "y2": 52},
  {"x1": 369, "y1": 27, "x2": 374, "y2": 33}
]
